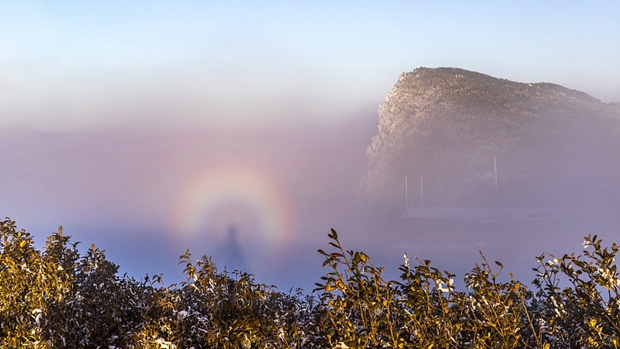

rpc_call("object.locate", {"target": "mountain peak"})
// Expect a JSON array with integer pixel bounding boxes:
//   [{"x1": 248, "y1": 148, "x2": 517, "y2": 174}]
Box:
[{"x1": 363, "y1": 67, "x2": 620, "y2": 216}]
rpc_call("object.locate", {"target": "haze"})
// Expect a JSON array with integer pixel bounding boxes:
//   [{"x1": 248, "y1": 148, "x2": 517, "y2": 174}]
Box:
[{"x1": 2, "y1": 1, "x2": 619, "y2": 291}]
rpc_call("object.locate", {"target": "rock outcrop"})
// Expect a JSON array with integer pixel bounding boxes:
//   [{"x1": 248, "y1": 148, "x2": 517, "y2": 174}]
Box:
[{"x1": 363, "y1": 67, "x2": 620, "y2": 217}]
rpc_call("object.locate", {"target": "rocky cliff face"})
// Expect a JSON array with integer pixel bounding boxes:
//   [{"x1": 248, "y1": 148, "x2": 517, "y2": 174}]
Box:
[{"x1": 363, "y1": 67, "x2": 620, "y2": 216}]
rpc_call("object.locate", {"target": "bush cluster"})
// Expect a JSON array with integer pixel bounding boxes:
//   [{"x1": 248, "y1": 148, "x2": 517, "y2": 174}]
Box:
[{"x1": 2, "y1": 218, "x2": 620, "y2": 348}]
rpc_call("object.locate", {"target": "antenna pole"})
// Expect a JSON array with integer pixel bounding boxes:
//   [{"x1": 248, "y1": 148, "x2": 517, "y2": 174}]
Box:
[
  {"x1": 420, "y1": 174, "x2": 424, "y2": 206},
  {"x1": 405, "y1": 176, "x2": 409, "y2": 208},
  {"x1": 493, "y1": 156, "x2": 499, "y2": 204}
]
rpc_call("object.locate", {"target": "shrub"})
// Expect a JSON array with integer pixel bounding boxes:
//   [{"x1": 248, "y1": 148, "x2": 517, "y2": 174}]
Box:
[
  {"x1": 532, "y1": 235, "x2": 620, "y2": 348},
  {"x1": 2, "y1": 217, "x2": 620, "y2": 348}
]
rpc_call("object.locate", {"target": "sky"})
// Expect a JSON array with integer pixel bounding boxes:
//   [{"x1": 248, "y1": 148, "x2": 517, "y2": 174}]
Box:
[{"x1": 1, "y1": 1, "x2": 620, "y2": 290}]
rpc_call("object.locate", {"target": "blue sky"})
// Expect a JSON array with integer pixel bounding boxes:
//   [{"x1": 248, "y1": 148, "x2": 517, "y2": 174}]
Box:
[{"x1": 2, "y1": 1, "x2": 619, "y2": 130}]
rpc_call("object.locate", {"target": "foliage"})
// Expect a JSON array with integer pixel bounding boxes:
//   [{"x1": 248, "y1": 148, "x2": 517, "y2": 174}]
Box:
[
  {"x1": 315, "y1": 229, "x2": 401, "y2": 348},
  {"x1": 134, "y1": 251, "x2": 313, "y2": 349},
  {"x1": 314, "y1": 229, "x2": 539, "y2": 349},
  {"x1": 532, "y1": 235, "x2": 620, "y2": 348},
  {"x1": 2, "y1": 217, "x2": 620, "y2": 348},
  {"x1": 313, "y1": 229, "x2": 619, "y2": 349}
]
